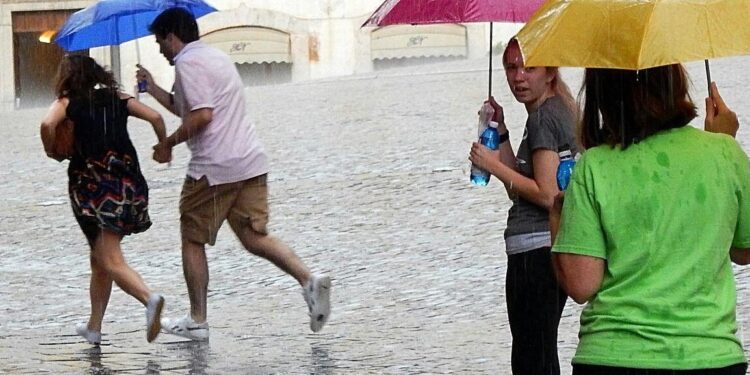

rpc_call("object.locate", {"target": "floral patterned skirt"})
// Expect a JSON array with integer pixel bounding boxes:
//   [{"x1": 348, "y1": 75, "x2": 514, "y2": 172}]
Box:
[{"x1": 69, "y1": 151, "x2": 152, "y2": 238}]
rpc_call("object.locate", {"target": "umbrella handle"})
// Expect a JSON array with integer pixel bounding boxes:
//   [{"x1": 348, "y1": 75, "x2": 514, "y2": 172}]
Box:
[
  {"x1": 488, "y1": 22, "x2": 493, "y2": 100},
  {"x1": 135, "y1": 38, "x2": 142, "y2": 64},
  {"x1": 132, "y1": 4, "x2": 142, "y2": 97},
  {"x1": 705, "y1": 59, "x2": 711, "y2": 98}
]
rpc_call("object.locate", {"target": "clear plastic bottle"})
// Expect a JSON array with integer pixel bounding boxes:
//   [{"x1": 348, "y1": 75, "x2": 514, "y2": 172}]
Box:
[
  {"x1": 470, "y1": 121, "x2": 500, "y2": 186},
  {"x1": 556, "y1": 147, "x2": 576, "y2": 191},
  {"x1": 476, "y1": 102, "x2": 495, "y2": 138}
]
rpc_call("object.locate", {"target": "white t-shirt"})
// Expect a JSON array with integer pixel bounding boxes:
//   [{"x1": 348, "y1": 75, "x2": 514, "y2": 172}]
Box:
[{"x1": 173, "y1": 41, "x2": 269, "y2": 185}]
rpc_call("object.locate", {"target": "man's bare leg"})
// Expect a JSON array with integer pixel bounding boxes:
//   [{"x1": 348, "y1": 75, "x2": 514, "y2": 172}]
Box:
[
  {"x1": 230, "y1": 224, "x2": 330, "y2": 332},
  {"x1": 233, "y1": 225, "x2": 311, "y2": 286},
  {"x1": 158, "y1": 238, "x2": 209, "y2": 341},
  {"x1": 182, "y1": 239, "x2": 209, "y2": 323}
]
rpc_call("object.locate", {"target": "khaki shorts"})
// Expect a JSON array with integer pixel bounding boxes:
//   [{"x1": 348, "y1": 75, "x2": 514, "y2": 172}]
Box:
[{"x1": 180, "y1": 174, "x2": 269, "y2": 246}]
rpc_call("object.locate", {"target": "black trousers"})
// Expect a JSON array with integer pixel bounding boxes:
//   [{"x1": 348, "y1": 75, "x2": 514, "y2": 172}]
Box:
[
  {"x1": 573, "y1": 363, "x2": 748, "y2": 375},
  {"x1": 506, "y1": 246, "x2": 568, "y2": 375}
]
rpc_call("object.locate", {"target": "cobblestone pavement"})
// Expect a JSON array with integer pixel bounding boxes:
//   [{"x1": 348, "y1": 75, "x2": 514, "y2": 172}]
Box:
[{"x1": 2, "y1": 57, "x2": 750, "y2": 374}]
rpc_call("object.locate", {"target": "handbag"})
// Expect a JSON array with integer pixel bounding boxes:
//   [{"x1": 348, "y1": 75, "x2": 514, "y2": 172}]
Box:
[{"x1": 52, "y1": 118, "x2": 75, "y2": 158}]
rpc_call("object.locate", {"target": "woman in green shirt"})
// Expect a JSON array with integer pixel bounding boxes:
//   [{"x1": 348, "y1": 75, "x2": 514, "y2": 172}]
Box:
[{"x1": 551, "y1": 64, "x2": 750, "y2": 374}]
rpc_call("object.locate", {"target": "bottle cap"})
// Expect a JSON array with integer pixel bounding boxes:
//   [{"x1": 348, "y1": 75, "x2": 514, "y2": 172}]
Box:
[
  {"x1": 488, "y1": 121, "x2": 499, "y2": 128},
  {"x1": 559, "y1": 149, "x2": 572, "y2": 157}
]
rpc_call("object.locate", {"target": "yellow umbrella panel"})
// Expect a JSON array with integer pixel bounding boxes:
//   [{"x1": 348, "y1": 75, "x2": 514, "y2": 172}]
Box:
[{"x1": 516, "y1": 0, "x2": 750, "y2": 70}]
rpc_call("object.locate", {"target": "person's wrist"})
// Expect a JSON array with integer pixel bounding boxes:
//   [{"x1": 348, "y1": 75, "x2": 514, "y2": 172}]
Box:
[
  {"x1": 499, "y1": 129, "x2": 510, "y2": 144},
  {"x1": 165, "y1": 135, "x2": 176, "y2": 148}
]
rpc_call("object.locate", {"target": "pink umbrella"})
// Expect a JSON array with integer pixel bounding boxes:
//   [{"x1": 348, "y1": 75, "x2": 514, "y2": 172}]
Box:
[
  {"x1": 362, "y1": 0, "x2": 543, "y2": 26},
  {"x1": 362, "y1": 0, "x2": 545, "y2": 97}
]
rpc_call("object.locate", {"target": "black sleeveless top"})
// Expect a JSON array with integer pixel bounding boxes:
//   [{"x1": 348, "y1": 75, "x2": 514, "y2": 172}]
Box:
[
  {"x1": 67, "y1": 89, "x2": 139, "y2": 169},
  {"x1": 65, "y1": 88, "x2": 151, "y2": 237}
]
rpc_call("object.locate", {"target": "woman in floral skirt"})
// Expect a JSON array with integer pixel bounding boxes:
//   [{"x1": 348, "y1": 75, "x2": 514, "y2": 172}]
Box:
[{"x1": 40, "y1": 55, "x2": 170, "y2": 344}]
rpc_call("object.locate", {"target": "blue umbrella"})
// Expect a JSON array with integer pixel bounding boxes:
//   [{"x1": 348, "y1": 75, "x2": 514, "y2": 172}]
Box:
[{"x1": 54, "y1": 0, "x2": 217, "y2": 52}]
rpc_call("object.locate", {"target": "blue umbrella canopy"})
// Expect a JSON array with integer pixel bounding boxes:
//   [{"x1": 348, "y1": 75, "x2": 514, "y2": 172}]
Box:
[{"x1": 54, "y1": 0, "x2": 217, "y2": 52}]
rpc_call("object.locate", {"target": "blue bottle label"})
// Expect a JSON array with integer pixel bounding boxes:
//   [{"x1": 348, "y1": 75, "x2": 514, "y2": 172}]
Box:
[
  {"x1": 137, "y1": 80, "x2": 148, "y2": 93},
  {"x1": 557, "y1": 159, "x2": 576, "y2": 190},
  {"x1": 470, "y1": 126, "x2": 500, "y2": 186}
]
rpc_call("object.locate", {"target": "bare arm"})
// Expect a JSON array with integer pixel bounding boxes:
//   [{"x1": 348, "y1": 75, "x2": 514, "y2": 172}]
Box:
[
  {"x1": 470, "y1": 146, "x2": 560, "y2": 210},
  {"x1": 123, "y1": 94, "x2": 168, "y2": 143},
  {"x1": 164, "y1": 108, "x2": 213, "y2": 148},
  {"x1": 497, "y1": 134, "x2": 517, "y2": 168},
  {"x1": 39, "y1": 98, "x2": 69, "y2": 161},
  {"x1": 549, "y1": 192, "x2": 564, "y2": 244},
  {"x1": 718, "y1": 80, "x2": 750, "y2": 264},
  {"x1": 495, "y1": 125, "x2": 518, "y2": 198},
  {"x1": 152, "y1": 108, "x2": 212, "y2": 164},
  {"x1": 149, "y1": 83, "x2": 176, "y2": 115},
  {"x1": 521, "y1": 149, "x2": 560, "y2": 209},
  {"x1": 552, "y1": 253, "x2": 605, "y2": 303}
]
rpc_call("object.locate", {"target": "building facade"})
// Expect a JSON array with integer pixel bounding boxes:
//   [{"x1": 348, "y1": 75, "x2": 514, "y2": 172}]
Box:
[{"x1": 0, "y1": 0, "x2": 520, "y2": 110}]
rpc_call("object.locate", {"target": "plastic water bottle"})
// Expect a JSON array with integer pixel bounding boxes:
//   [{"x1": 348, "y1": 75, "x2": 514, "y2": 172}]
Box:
[
  {"x1": 557, "y1": 147, "x2": 576, "y2": 190},
  {"x1": 476, "y1": 102, "x2": 495, "y2": 138},
  {"x1": 137, "y1": 79, "x2": 148, "y2": 93},
  {"x1": 470, "y1": 121, "x2": 500, "y2": 186}
]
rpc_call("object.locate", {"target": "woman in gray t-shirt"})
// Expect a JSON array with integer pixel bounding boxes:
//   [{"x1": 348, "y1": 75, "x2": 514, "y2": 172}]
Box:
[{"x1": 469, "y1": 38, "x2": 578, "y2": 375}]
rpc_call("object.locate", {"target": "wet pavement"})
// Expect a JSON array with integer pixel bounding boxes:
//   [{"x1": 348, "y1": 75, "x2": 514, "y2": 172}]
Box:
[{"x1": 2, "y1": 56, "x2": 750, "y2": 374}]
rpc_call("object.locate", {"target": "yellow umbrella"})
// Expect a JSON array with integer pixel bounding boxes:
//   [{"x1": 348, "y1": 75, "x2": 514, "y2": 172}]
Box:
[{"x1": 516, "y1": 0, "x2": 750, "y2": 71}]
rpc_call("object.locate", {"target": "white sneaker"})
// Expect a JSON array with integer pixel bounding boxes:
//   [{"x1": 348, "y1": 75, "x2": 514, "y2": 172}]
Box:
[
  {"x1": 161, "y1": 315, "x2": 209, "y2": 341},
  {"x1": 303, "y1": 274, "x2": 331, "y2": 332},
  {"x1": 146, "y1": 294, "x2": 165, "y2": 343},
  {"x1": 75, "y1": 323, "x2": 101, "y2": 345}
]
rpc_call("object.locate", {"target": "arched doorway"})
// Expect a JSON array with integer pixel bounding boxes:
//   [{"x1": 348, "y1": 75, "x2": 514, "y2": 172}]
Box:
[{"x1": 12, "y1": 10, "x2": 79, "y2": 109}]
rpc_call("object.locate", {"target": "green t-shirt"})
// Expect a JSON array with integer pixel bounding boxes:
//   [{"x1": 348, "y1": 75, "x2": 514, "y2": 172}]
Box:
[{"x1": 553, "y1": 126, "x2": 750, "y2": 369}]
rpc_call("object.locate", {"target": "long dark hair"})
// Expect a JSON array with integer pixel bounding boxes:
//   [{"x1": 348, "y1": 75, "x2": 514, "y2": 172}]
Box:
[
  {"x1": 54, "y1": 54, "x2": 119, "y2": 100},
  {"x1": 578, "y1": 64, "x2": 697, "y2": 149}
]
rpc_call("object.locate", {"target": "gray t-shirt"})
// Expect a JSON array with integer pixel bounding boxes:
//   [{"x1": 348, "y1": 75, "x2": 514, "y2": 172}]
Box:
[{"x1": 504, "y1": 95, "x2": 578, "y2": 253}]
